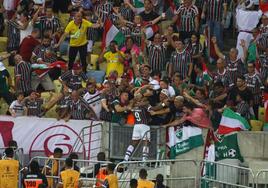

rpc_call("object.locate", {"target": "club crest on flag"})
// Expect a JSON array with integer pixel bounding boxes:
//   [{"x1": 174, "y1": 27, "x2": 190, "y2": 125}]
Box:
[{"x1": 176, "y1": 129, "x2": 183, "y2": 139}]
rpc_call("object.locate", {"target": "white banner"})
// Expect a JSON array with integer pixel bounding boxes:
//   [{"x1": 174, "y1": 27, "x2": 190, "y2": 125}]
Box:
[{"x1": 0, "y1": 116, "x2": 102, "y2": 160}]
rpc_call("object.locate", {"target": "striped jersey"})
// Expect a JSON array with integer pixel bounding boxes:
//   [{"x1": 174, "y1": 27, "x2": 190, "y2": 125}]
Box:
[
  {"x1": 87, "y1": 14, "x2": 99, "y2": 41},
  {"x1": 204, "y1": 0, "x2": 226, "y2": 22},
  {"x1": 132, "y1": 26, "x2": 142, "y2": 47},
  {"x1": 69, "y1": 98, "x2": 94, "y2": 120},
  {"x1": 120, "y1": 6, "x2": 134, "y2": 22},
  {"x1": 225, "y1": 57, "x2": 246, "y2": 84},
  {"x1": 260, "y1": 54, "x2": 268, "y2": 81},
  {"x1": 120, "y1": 26, "x2": 132, "y2": 38},
  {"x1": 14, "y1": 61, "x2": 32, "y2": 93},
  {"x1": 132, "y1": 106, "x2": 151, "y2": 125},
  {"x1": 24, "y1": 98, "x2": 43, "y2": 116},
  {"x1": 83, "y1": 90, "x2": 102, "y2": 118},
  {"x1": 57, "y1": 95, "x2": 71, "y2": 109},
  {"x1": 59, "y1": 70, "x2": 88, "y2": 91},
  {"x1": 32, "y1": 45, "x2": 58, "y2": 63},
  {"x1": 244, "y1": 73, "x2": 264, "y2": 105},
  {"x1": 214, "y1": 69, "x2": 234, "y2": 88},
  {"x1": 170, "y1": 49, "x2": 192, "y2": 80},
  {"x1": 95, "y1": 2, "x2": 113, "y2": 22},
  {"x1": 257, "y1": 25, "x2": 268, "y2": 55},
  {"x1": 176, "y1": 4, "x2": 198, "y2": 32},
  {"x1": 7, "y1": 20, "x2": 20, "y2": 51},
  {"x1": 147, "y1": 41, "x2": 167, "y2": 72},
  {"x1": 9, "y1": 100, "x2": 25, "y2": 116},
  {"x1": 38, "y1": 16, "x2": 61, "y2": 38},
  {"x1": 236, "y1": 101, "x2": 251, "y2": 120}
]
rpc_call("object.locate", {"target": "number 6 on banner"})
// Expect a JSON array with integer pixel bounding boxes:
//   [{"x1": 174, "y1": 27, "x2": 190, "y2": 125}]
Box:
[{"x1": 0, "y1": 121, "x2": 14, "y2": 147}]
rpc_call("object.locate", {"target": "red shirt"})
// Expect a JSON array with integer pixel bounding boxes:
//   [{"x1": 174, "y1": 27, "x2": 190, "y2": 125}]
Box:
[{"x1": 19, "y1": 35, "x2": 40, "y2": 62}]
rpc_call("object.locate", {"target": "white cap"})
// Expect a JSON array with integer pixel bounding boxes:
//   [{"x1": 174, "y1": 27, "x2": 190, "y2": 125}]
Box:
[
  {"x1": 149, "y1": 80, "x2": 160, "y2": 90},
  {"x1": 160, "y1": 89, "x2": 170, "y2": 97},
  {"x1": 0, "y1": 62, "x2": 6, "y2": 71}
]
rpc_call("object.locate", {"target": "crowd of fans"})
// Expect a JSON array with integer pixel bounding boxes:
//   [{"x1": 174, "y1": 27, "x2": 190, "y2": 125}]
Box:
[
  {"x1": 1, "y1": 0, "x2": 267, "y2": 126},
  {"x1": 0, "y1": 0, "x2": 268, "y2": 187}
]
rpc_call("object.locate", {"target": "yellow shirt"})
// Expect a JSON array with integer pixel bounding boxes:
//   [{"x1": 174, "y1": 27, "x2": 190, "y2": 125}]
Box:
[
  {"x1": 65, "y1": 19, "x2": 93, "y2": 47},
  {"x1": 104, "y1": 174, "x2": 118, "y2": 188},
  {"x1": 104, "y1": 51, "x2": 125, "y2": 76},
  {"x1": 60, "y1": 169, "x2": 80, "y2": 188},
  {"x1": 0, "y1": 159, "x2": 19, "y2": 188},
  {"x1": 137, "y1": 179, "x2": 155, "y2": 188}
]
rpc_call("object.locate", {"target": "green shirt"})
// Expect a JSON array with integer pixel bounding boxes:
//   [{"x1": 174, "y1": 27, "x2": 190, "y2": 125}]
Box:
[
  {"x1": 0, "y1": 69, "x2": 10, "y2": 94},
  {"x1": 247, "y1": 41, "x2": 257, "y2": 63}
]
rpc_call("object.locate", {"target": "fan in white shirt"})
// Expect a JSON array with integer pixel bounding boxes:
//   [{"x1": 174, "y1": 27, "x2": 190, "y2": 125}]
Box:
[{"x1": 9, "y1": 93, "x2": 26, "y2": 117}]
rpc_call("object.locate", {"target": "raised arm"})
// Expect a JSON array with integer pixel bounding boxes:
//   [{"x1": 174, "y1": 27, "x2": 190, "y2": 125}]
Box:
[{"x1": 211, "y1": 36, "x2": 225, "y2": 59}]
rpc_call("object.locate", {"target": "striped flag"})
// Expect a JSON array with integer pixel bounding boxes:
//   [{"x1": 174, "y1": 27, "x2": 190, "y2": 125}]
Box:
[
  {"x1": 218, "y1": 108, "x2": 251, "y2": 135},
  {"x1": 134, "y1": 0, "x2": 144, "y2": 14},
  {"x1": 202, "y1": 63, "x2": 212, "y2": 81},
  {"x1": 167, "y1": 126, "x2": 204, "y2": 159},
  {"x1": 102, "y1": 19, "x2": 125, "y2": 49},
  {"x1": 145, "y1": 25, "x2": 159, "y2": 39}
]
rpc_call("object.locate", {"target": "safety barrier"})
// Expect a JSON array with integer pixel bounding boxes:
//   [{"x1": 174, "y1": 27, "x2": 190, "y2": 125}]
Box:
[
  {"x1": 19, "y1": 156, "x2": 112, "y2": 188},
  {"x1": 108, "y1": 123, "x2": 166, "y2": 160},
  {"x1": 128, "y1": 127, "x2": 166, "y2": 162},
  {"x1": 200, "y1": 160, "x2": 255, "y2": 188},
  {"x1": 255, "y1": 169, "x2": 268, "y2": 188},
  {"x1": 114, "y1": 159, "x2": 199, "y2": 188},
  {"x1": 71, "y1": 121, "x2": 104, "y2": 160}
]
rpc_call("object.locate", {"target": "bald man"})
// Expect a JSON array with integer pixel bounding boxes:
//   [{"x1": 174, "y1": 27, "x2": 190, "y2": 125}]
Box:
[{"x1": 56, "y1": 12, "x2": 102, "y2": 72}]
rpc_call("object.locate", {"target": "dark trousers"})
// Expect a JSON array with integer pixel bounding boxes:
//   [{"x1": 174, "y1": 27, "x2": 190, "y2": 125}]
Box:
[
  {"x1": 69, "y1": 44, "x2": 88, "y2": 72},
  {"x1": 0, "y1": 92, "x2": 14, "y2": 105}
]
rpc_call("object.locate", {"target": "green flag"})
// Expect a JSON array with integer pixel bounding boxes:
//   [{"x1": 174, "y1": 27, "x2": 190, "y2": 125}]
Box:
[{"x1": 215, "y1": 133, "x2": 244, "y2": 162}]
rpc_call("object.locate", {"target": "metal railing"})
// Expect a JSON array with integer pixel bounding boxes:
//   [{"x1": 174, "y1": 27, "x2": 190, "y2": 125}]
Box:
[
  {"x1": 71, "y1": 121, "x2": 103, "y2": 160},
  {"x1": 255, "y1": 169, "x2": 268, "y2": 188},
  {"x1": 108, "y1": 123, "x2": 166, "y2": 160},
  {"x1": 129, "y1": 126, "x2": 166, "y2": 162},
  {"x1": 114, "y1": 159, "x2": 199, "y2": 188},
  {"x1": 200, "y1": 160, "x2": 255, "y2": 188}
]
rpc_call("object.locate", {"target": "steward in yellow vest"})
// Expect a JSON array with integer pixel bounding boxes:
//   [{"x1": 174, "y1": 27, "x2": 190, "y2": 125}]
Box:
[
  {"x1": 137, "y1": 169, "x2": 155, "y2": 188},
  {"x1": 0, "y1": 148, "x2": 19, "y2": 188},
  {"x1": 98, "y1": 163, "x2": 118, "y2": 188},
  {"x1": 57, "y1": 158, "x2": 80, "y2": 188}
]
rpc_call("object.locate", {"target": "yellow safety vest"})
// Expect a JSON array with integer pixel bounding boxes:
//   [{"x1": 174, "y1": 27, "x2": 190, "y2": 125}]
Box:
[
  {"x1": 0, "y1": 159, "x2": 19, "y2": 188},
  {"x1": 61, "y1": 169, "x2": 80, "y2": 188}
]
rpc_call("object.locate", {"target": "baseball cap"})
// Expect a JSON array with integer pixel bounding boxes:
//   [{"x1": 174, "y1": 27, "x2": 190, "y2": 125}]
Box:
[
  {"x1": 0, "y1": 62, "x2": 6, "y2": 71},
  {"x1": 149, "y1": 80, "x2": 160, "y2": 90},
  {"x1": 72, "y1": 63, "x2": 82, "y2": 70},
  {"x1": 160, "y1": 89, "x2": 170, "y2": 97}
]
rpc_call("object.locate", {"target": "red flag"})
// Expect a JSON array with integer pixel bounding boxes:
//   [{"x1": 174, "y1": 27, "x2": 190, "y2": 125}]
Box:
[{"x1": 260, "y1": 0, "x2": 268, "y2": 12}]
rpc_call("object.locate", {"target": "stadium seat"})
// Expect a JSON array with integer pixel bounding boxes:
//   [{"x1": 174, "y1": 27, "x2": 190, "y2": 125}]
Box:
[
  {"x1": 92, "y1": 41, "x2": 102, "y2": 55},
  {"x1": 250, "y1": 120, "x2": 263, "y2": 131},
  {"x1": 53, "y1": 80, "x2": 62, "y2": 93},
  {"x1": 89, "y1": 54, "x2": 99, "y2": 70},
  {"x1": 0, "y1": 98, "x2": 8, "y2": 115},
  {"x1": 258, "y1": 107, "x2": 265, "y2": 123},
  {"x1": 59, "y1": 13, "x2": 70, "y2": 28},
  {"x1": 87, "y1": 70, "x2": 106, "y2": 83},
  {"x1": 0, "y1": 37, "x2": 7, "y2": 52}
]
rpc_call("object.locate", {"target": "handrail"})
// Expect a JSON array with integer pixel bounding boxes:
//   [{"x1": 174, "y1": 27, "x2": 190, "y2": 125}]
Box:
[{"x1": 71, "y1": 121, "x2": 104, "y2": 160}]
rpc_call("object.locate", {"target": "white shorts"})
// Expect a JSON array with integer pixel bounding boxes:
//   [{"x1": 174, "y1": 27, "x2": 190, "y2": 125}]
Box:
[{"x1": 132, "y1": 124, "x2": 150, "y2": 141}]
